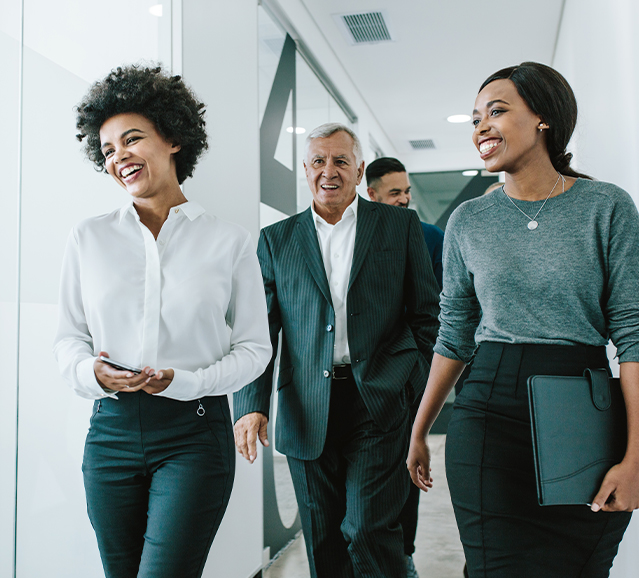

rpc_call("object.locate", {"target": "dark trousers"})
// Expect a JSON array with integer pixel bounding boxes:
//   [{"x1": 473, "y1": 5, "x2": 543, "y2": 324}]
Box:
[
  {"x1": 446, "y1": 342, "x2": 631, "y2": 578},
  {"x1": 82, "y1": 392, "x2": 235, "y2": 578},
  {"x1": 287, "y1": 373, "x2": 410, "y2": 578},
  {"x1": 397, "y1": 398, "x2": 420, "y2": 556}
]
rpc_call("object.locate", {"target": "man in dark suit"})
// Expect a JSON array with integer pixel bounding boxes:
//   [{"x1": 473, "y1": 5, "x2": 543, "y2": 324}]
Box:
[
  {"x1": 366, "y1": 157, "x2": 444, "y2": 289},
  {"x1": 234, "y1": 123, "x2": 440, "y2": 578},
  {"x1": 366, "y1": 156, "x2": 444, "y2": 578}
]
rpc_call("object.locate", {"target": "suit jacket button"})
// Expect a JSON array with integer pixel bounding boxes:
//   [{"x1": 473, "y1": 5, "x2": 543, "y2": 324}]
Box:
[
  {"x1": 323, "y1": 370, "x2": 330, "y2": 378},
  {"x1": 326, "y1": 324, "x2": 333, "y2": 332}
]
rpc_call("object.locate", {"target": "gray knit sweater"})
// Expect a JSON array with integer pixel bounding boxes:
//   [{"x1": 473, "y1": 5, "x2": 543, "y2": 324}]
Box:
[{"x1": 434, "y1": 178, "x2": 639, "y2": 364}]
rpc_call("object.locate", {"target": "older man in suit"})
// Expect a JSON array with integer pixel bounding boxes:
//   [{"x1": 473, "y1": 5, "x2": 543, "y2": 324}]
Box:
[{"x1": 234, "y1": 123, "x2": 440, "y2": 578}]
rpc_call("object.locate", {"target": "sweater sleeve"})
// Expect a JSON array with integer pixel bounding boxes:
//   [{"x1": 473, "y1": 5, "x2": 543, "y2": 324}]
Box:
[
  {"x1": 433, "y1": 207, "x2": 482, "y2": 363},
  {"x1": 605, "y1": 189, "x2": 639, "y2": 363}
]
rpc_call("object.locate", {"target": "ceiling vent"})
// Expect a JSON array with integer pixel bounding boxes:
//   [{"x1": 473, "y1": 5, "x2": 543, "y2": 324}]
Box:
[
  {"x1": 333, "y1": 11, "x2": 394, "y2": 45},
  {"x1": 409, "y1": 139, "x2": 436, "y2": 150}
]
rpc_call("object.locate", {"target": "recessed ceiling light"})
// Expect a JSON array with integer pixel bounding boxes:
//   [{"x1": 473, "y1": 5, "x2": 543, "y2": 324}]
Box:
[
  {"x1": 149, "y1": 4, "x2": 163, "y2": 17},
  {"x1": 447, "y1": 114, "x2": 471, "y2": 123},
  {"x1": 286, "y1": 126, "x2": 306, "y2": 134},
  {"x1": 462, "y1": 170, "x2": 478, "y2": 177}
]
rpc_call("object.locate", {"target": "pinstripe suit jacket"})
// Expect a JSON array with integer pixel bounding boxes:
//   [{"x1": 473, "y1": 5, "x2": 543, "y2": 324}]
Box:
[{"x1": 234, "y1": 196, "x2": 440, "y2": 460}]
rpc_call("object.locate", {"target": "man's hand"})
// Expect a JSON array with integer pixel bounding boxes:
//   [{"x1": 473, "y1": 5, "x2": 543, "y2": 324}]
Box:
[{"x1": 234, "y1": 412, "x2": 269, "y2": 463}]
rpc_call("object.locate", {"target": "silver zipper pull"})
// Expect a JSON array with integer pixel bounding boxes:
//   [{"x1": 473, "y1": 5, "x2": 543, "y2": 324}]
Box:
[{"x1": 197, "y1": 400, "x2": 205, "y2": 416}]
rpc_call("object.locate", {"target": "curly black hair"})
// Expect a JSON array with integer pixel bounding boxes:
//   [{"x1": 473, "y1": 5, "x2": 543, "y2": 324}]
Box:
[{"x1": 76, "y1": 64, "x2": 208, "y2": 184}]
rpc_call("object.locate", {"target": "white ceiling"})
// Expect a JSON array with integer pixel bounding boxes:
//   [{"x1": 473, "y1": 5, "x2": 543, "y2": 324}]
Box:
[{"x1": 299, "y1": 0, "x2": 566, "y2": 173}]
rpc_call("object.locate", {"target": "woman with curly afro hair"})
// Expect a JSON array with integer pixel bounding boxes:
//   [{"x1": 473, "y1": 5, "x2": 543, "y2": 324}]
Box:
[{"x1": 53, "y1": 64, "x2": 271, "y2": 577}]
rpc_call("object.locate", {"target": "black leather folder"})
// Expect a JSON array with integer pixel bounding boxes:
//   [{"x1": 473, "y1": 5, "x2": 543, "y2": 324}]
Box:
[{"x1": 527, "y1": 368, "x2": 626, "y2": 506}]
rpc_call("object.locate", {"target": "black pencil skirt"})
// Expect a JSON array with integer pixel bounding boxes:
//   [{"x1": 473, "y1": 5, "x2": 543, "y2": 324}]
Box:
[{"x1": 445, "y1": 342, "x2": 631, "y2": 578}]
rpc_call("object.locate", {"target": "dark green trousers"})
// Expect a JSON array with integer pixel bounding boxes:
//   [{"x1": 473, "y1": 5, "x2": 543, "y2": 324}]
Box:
[
  {"x1": 82, "y1": 391, "x2": 235, "y2": 578},
  {"x1": 287, "y1": 373, "x2": 410, "y2": 578}
]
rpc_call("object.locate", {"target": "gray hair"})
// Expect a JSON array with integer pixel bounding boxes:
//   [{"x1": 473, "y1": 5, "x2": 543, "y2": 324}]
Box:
[{"x1": 305, "y1": 122, "x2": 363, "y2": 165}]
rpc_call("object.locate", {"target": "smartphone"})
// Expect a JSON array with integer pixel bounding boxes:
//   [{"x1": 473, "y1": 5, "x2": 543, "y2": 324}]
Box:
[{"x1": 99, "y1": 356, "x2": 142, "y2": 374}]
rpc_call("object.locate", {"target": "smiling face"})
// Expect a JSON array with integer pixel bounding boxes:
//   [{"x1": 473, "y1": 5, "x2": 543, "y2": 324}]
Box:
[
  {"x1": 368, "y1": 171, "x2": 412, "y2": 207},
  {"x1": 304, "y1": 130, "x2": 364, "y2": 221},
  {"x1": 472, "y1": 79, "x2": 549, "y2": 174},
  {"x1": 99, "y1": 112, "x2": 181, "y2": 200}
]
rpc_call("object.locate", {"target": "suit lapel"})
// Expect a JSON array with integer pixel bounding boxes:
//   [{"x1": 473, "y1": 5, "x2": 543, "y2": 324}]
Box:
[
  {"x1": 349, "y1": 197, "x2": 378, "y2": 290},
  {"x1": 294, "y1": 209, "x2": 333, "y2": 305}
]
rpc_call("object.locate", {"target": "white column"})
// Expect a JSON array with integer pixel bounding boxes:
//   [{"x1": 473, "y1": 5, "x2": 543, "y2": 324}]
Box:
[
  {"x1": 181, "y1": 2, "x2": 264, "y2": 577},
  {"x1": 554, "y1": 1, "x2": 639, "y2": 576}
]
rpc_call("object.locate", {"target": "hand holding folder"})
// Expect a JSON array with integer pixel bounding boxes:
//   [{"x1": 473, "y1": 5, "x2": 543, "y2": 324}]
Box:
[{"x1": 527, "y1": 368, "x2": 626, "y2": 506}]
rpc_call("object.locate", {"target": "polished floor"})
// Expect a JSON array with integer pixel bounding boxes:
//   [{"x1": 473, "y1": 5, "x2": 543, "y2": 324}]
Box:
[{"x1": 264, "y1": 434, "x2": 466, "y2": 578}]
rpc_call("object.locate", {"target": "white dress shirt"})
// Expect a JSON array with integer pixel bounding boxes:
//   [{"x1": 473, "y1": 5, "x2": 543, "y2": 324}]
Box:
[
  {"x1": 53, "y1": 201, "x2": 271, "y2": 401},
  {"x1": 311, "y1": 196, "x2": 358, "y2": 365}
]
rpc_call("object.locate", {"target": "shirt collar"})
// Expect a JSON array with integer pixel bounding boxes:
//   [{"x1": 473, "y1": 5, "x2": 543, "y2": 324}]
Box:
[
  {"x1": 118, "y1": 200, "x2": 205, "y2": 225},
  {"x1": 174, "y1": 201, "x2": 205, "y2": 221},
  {"x1": 311, "y1": 194, "x2": 359, "y2": 228}
]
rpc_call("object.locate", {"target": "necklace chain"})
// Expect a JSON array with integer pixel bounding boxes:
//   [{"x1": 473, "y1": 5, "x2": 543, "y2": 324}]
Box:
[{"x1": 502, "y1": 174, "x2": 565, "y2": 230}]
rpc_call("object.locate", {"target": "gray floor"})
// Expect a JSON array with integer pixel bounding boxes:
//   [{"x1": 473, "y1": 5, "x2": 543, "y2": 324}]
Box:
[{"x1": 264, "y1": 434, "x2": 466, "y2": 578}]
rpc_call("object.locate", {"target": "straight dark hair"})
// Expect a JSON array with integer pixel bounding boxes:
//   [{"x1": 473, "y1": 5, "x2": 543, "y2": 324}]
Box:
[
  {"x1": 366, "y1": 157, "x2": 407, "y2": 187},
  {"x1": 479, "y1": 62, "x2": 591, "y2": 179}
]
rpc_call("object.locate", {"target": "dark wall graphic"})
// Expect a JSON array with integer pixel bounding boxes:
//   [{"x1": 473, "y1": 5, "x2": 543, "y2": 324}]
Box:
[
  {"x1": 261, "y1": 34, "x2": 303, "y2": 563},
  {"x1": 260, "y1": 34, "x2": 298, "y2": 216}
]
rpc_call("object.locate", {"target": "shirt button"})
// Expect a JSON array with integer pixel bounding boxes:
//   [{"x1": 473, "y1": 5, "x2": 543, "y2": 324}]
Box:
[
  {"x1": 323, "y1": 370, "x2": 330, "y2": 378},
  {"x1": 334, "y1": 253, "x2": 340, "y2": 258},
  {"x1": 326, "y1": 324, "x2": 333, "y2": 332},
  {"x1": 159, "y1": 239, "x2": 165, "y2": 245},
  {"x1": 174, "y1": 208, "x2": 180, "y2": 213}
]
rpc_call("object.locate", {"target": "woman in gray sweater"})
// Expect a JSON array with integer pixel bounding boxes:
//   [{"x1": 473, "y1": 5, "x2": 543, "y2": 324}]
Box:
[{"x1": 407, "y1": 62, "x2": 639, "y2": 577}]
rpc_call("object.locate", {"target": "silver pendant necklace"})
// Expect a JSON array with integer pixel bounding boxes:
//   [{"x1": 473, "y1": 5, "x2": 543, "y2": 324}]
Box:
[{"x1": 502, "y1": 173, "x2": 565, "y2": 230}]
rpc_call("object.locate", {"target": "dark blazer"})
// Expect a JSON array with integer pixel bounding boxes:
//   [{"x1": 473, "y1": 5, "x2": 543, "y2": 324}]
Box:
[
  {"x1": 234, "y1": 197, "x2": 440, "y2": 460},
  {"x1": 421, "y1": 222, "x2": 444, "y2": 290}
]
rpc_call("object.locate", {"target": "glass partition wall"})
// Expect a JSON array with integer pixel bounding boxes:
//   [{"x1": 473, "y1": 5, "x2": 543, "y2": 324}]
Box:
[
  {"x1": 3, "y1": 1, "x2": 359, "y2": 574},
  {"x1": 257, "y1": 3, "x2": 354, "y2": 564},
  {"x1": 4, "y1": 2, "x2": 172, "y2": 576}
]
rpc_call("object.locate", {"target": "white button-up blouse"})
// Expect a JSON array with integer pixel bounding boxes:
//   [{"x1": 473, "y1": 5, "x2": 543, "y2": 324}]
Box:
[{"x1": 53, "y1": 201, "x2": 271, "y2": 401}]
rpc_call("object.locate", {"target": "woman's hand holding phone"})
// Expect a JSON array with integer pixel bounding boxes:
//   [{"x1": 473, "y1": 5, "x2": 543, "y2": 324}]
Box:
[
  {"x1": 142, "y1": 368, "x2": 174, "y2": 394},
  {"x1": 94, "y1": 351, "x2": 156, "y2": 393}
]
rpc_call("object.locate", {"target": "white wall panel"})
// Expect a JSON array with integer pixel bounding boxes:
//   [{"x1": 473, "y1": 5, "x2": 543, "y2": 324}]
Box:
[
  {"x1": 0, "y1": 0, "x2": 22, "y2": 574},
  {"x1": 182, "y1": 3, "x2": 264, "y2": 576},
  {"x1": 15, "y1": 304, "x2": 102, "y2": 577},
  {"x1": 554, "y1": 2, "x2": 639, "y2": 576},
  {"x1": 554, "y1": 0, "x2": 639, "y2": 204}
]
